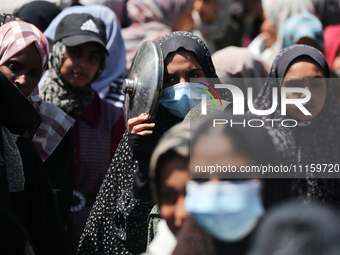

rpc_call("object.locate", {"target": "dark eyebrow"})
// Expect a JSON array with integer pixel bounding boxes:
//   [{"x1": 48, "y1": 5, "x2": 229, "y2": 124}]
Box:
[
  {"x1": 165, "y1": 67, "x2": 203, "y2": 76},
  {"x1": 284, "y1": 76, "x2": 325, "y2": 86},
  {"x1": 91, "y1": 50, "x2": 103, "y2": 55},
  {"x1": 189, "y1": 67, "x2": 203, "y2": 73}
]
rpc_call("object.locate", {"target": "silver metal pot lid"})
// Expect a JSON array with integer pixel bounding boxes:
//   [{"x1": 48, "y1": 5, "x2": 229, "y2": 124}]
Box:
[{"x1": 123, "y1": 41, "x2": 163, "y2": 125}]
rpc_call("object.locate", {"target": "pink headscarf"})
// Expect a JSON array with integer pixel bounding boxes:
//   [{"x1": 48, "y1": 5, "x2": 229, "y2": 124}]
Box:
[
  {"x1": 0, "y1": 21, "x2": 74, "y2": 161},
  {"x1": 0, "y1": 20, "x2": 49, "y2": 71},
  {"x1": 323, "y1": 24, "x2": 340, "y2": 69}
]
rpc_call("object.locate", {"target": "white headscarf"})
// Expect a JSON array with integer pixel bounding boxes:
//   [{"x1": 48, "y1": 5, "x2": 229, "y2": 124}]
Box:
[{"x1": 261, "y1": 0, "x2": 315, "y2": 64}]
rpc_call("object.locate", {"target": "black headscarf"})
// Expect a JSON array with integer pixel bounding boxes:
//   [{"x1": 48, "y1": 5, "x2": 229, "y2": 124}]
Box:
[
  {"x1": 249, "y1": 44, "x2": 340, "y2": 206},
  {"x1": 158, "y1": 31, "x2": 218, "y2": 78},
  {"x1": 248, "y1": 200, "x2": 340, "y2": 255},
  {"x1": 16, "y1": 1, "x2": 61, "y2": 32},
  {"x1": 0, "y1": 13, "x2": 20, "y2": 27},
  {"x1": 157, "y1": 31, "x2": 229, "y2": 100},
  {"x1": 0, "y1": 71, "x2": 41, "y2": 140},
  {"x1": 275, "y1": 45, "x2": 329, "y2": 78}
]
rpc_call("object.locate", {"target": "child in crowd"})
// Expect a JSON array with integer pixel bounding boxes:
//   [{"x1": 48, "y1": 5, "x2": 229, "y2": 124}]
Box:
[{"x1": 40, "y1": 13, "x2": 126, "y2": 253}]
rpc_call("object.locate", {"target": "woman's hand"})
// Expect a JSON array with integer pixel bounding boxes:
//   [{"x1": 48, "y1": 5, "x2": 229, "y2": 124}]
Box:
[{"x1": 127, "y1": 113, "x2": 155, "y2": 136}]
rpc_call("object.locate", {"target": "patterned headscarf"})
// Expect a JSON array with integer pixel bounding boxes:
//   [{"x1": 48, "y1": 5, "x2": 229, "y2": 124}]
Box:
[
  {"x1": 0, "y1": 21, "x2": 74, "y2": 161},
  {"x1": 249, "y1": 44, "x2": 340, "y2": 205},
  {"x1": 282, "y1": 13, "x2": 324, "y2": 50},
  {"x1": 0, "y1": 20, "x2": 48, "y2": 71},
  {"x1": 40, "y1": 41, "x2": 96, "y2": 118},
  {"x1": 43, "y1": 5, "x2": 127, "y2": 109},
  {"x1": 0, "y1": 13, "x2": 20, "y2": 27}
]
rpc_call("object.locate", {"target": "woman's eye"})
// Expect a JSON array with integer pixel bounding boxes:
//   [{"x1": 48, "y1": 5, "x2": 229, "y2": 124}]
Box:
[
  {"x1": 90, "y1": 54, "x2": 101, "y2": 63},
  {"x1": 8, "y1": 63, "x2": 19, "y2": 72},
  {"x1": 68, "y1": 49, "x2": 79, "y2": 56},
  {"x1": 164, "y1": 76, "x2": 177, "y2": 87},
  {"x1": 190, "y1": 73, "x2": 199, "y2": 78},
  {"x1": 161, "y1": 191, "x2": 177, "y2": 204}
]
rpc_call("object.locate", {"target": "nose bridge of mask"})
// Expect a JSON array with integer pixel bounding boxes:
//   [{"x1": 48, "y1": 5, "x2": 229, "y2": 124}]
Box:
[
  {"x1": 185, "y1": 180, "x2": 262, "y2": 213},
  {"x1": 159, "y1": 82, "x2": 207, "y2": 119},
  {"x1": 161, "y1": 82, "x2": 206, "y2": 98}
]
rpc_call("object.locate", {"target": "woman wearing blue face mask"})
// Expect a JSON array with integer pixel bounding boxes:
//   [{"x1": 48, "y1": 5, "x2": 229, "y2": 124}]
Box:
[
  {"x1": 172, "y1": 113, "x2": 295, "y2": 255},
  {"x1": 78, "y1": 31, "x2": 224, "y2": 254},
  {"x1": 128, "y1": 31, "x2": 226, "y2": 202},
  {"x1": 128, "y1": 31, "x2": 222, "y2": 134}
]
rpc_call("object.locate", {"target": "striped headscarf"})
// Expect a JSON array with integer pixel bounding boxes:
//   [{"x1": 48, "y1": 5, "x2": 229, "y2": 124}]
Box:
[
  {"x1": 0, "y1": 20, "x2": 48, "y2": 71},
  {"x1": 0, "y1": 21, "x2": 74, "y2": 161}
]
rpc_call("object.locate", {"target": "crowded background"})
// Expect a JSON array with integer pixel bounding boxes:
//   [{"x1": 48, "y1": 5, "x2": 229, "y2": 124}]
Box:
[{"x1": 1, "y1": 0, "x2": 340, "y2": 254}]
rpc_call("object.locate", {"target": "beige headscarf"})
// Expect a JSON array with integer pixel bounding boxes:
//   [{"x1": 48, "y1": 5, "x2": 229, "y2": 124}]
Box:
[{"x1": 149, "y1": 122, "x2": 191, "y2": 203}]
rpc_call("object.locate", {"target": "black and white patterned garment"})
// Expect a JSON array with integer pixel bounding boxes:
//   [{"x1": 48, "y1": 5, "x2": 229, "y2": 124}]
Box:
[
  {"x1": 77, "y1": 31, "x2": 222, "y2": 254},
  {"x1": 77, "y1": 107, "x2": 180, "y2": 254}
]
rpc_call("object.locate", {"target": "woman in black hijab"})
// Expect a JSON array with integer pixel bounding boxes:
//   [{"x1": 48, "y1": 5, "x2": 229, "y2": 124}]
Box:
[
  {"x1": 249, "y1": 44, "x2": 340, "y2": 205},
  {"x1": 78, "y1": 31, "x2": 224, "y2": 254},
  {"x1": 0, "y1": 71, "x2": 70, "y2": 255}
]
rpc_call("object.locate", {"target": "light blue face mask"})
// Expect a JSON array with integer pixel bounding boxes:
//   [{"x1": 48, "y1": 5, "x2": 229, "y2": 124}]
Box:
[
  {"x1": 185, "y1": 180, "x2": 264, "y2": 242},
  {"x1": 160, "y1": 82, "x2": 207, "y2": 119}
]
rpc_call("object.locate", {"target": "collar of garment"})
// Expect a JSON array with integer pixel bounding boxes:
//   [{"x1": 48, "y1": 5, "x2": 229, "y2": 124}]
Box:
[{"x1": 79, "y1": 91, "x2": 102, "y2": 125}]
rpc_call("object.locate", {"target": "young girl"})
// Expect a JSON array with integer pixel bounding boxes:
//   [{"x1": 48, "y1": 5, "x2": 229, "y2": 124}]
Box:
[
  {"x1": 40, "y1": 13, "x2": 126, "y2": 253},
  {"x1": 250, "y1": 44, "x2": 340, "y2": 205}
]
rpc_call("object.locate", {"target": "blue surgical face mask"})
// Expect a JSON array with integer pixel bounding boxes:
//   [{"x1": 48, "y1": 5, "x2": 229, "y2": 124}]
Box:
[
  {"x1": 160, "y1": 82, "x2": 207, "y2": 119},
  {"x1": 185, "y1": 180, "x2": 264, "y2": 242}
]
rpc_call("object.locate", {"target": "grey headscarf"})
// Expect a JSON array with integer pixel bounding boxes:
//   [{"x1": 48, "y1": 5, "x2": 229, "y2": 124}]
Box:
[{"x1": 149, "y1": 121, "x2": 191, "y2": 203}]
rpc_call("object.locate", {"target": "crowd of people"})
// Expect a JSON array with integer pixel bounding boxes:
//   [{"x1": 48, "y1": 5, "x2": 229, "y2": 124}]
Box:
[{"x1": 1, "y1": 0, "x2": 340, "y2": 255}]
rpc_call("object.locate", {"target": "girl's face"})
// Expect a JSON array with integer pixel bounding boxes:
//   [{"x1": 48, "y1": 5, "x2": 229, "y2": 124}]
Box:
[
  {"x1": 60, "y1": 42, "x2": 103, "y2": 88},
  {"x1": 159, "y1": 155, "x2": 190, "y2": 235},
  {"x1": 0, "y1": 43, "x2": 42, "y2": 97},
  {"x1": 191, "y1": 128, "x2": 257, "y2": 178},
  {"x1": 163, "y1": 48, "x2": 206, "y2": 88},
  {"x1": 283, "y1": 58, "x2": 327, "y2": 121}
]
